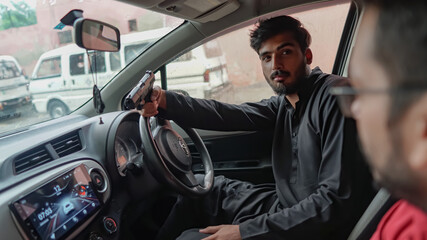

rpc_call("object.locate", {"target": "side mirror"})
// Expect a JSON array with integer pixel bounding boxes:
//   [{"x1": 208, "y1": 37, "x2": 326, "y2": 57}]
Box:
[{"x1": 74, "y1": 18, "x2": 120, "y2": 52}]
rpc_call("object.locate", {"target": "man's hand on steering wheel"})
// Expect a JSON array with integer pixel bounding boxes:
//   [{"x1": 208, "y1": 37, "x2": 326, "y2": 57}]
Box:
[{"x1": 138, "y1": 85, "x2": 214, "y2": 197}]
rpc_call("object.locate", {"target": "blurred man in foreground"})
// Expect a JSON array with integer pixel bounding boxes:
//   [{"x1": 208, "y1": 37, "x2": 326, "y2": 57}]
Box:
[{"x1": 332, "y1": 0, "x2": 427, "y2": 238}]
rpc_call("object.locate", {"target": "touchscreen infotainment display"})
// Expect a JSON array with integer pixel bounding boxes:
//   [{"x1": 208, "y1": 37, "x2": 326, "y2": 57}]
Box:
[{"x1": 10, "y1": 165, "x2": 101, "y2": 240}]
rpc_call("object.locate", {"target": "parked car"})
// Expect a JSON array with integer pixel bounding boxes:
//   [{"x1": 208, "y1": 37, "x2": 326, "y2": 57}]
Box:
[
  {"x1": 0, "y1": 55, "x2": 32, "y2": 120},
  {"x1": 161, "y1": 38, "x2": 231, "y2": 99},
  {"x1": 0, "y1": 0, "x2": 383, "y2": 240},
  {"x1": 29, "y1": 44, "x2": 118, "y2": 118},
  {"x1": 30, "y1": 27, "x2": 230, "y2": 118},
  {"x1": 123, "y1": 29, "x2": 231, "y2": 99}
]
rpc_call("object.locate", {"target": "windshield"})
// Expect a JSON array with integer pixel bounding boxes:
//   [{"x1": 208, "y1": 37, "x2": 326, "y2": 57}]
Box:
[
  {"x1": 0, "y1": 0, "x2": 183, "y2": 134},
  {"x1": 0, "y1": 60, "x2": 21, "y2": 79}
]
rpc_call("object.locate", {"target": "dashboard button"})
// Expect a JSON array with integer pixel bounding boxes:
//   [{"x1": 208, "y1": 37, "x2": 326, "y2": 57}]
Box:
[
  {"x1": 103, "y1": 217, "x2": 117, "y2": 234},
  {"x1": 90, "y1": 171, "x2": 105, "y2": 191},
  {"x1": 89, "y1": 232, "x2": 104, "y2": 240},
  {"x1": 30, "y1": 229, "x2": 38, "y2": 239}
]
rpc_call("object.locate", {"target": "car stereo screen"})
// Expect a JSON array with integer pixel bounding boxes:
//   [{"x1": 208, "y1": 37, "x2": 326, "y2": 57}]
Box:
[{"x1": 11, "y1": 165, "x2": 101, "y2": 240}]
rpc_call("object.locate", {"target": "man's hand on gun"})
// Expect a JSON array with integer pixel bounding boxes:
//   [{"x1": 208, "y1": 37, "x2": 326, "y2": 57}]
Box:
[
  {"x1": 142, "y1": 85, "x2": 166, "y2": 117},
  {"x1": 123, "y1": 70, "x2": 166, "y2": 117}
]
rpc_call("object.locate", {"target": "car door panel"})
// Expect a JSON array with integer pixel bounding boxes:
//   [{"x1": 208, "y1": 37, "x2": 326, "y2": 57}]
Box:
[{"x1": 185, "y1": 129, "x2": 275, "y2": 184}]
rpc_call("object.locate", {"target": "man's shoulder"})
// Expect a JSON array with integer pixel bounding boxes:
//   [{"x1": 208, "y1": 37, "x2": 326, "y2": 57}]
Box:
[
  {"x1": 309, "y1": 70, "x2": 348, "y2": 102},
  {"x1": 371, "y1": 200, "x2": 427, "y2": 239},
  {"x1": 315, "y1": 72, "x2": 349, "y2": 89},
  {"x1": 309, "y1": 67, "x2": 348, "y2": 92}
]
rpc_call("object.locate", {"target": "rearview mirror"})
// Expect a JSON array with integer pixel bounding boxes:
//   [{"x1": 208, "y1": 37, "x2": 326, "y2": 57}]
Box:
[{"x1": 74, "y1": 18, "x2": 120, "y2": 52}]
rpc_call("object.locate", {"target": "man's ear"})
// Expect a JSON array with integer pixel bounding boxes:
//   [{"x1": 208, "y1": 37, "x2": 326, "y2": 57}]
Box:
[
  {"x1": 408, "y1": 94, "x2": 427, "y2": 171},
  {"x1": 305, "y1": 48, "x2": 313, "y2": 65}
]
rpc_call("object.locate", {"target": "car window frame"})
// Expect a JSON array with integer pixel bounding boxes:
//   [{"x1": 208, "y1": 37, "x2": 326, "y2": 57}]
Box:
[
  {"x1": 332, "y1": 1, "x2": 361, "y2": 76},
  {"x1": 156, "y1": 1, "x2": 356, "y2": 94}
]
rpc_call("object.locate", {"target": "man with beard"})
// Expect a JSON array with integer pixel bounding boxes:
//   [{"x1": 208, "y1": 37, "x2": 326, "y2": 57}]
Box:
[
  {"x1": 331, "y1": 0, "x2": 427, "y2": 238},
  {"x1": 143, "y1": 15, "x2": 375, "y2": 240}
]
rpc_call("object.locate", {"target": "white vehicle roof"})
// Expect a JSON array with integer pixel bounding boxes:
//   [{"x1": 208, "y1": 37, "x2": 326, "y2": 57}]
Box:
[
  {"x1": 0, "y1": 55, "x2": 23, "y2": 72},
  {"x1": 37, "y1": 44, "x2": 86, "y2": 59},
  {"x1": 0, "y1": 55, "x2": 20, "y2": 62},
  {"x1": 35, "y1": 27, "x2": 172, "y2": 60},
  {"x1": 120, "y1": 27, "x2": 172, "y2": 45}
]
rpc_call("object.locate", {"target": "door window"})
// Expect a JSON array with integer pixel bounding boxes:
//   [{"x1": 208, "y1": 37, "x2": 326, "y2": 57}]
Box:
[
  {"x1": 0, "y1": 61, "x2": 20, "y2": 79},
  {"x1": 35, "y1": 57, "x2": 61, "y2": 79},
  {"x1": 110, "y1": 52, "x2": 122, "y2": 71},
  {"x1": 124, "y1": 43, "x2": 149, "y2": 65},
  {"x1": 70, "y1": 54, "x2": 86, "y2": 76},
  {"x1": 161, "y1": 1, "x2": 351, "y2": 104},
  {"x1": 88, "y1": 52, "x2": 106, "y2": 73}
]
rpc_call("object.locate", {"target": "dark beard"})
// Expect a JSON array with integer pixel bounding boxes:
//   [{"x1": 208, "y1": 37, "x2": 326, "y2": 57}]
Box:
[
  {"x1": 268, "y1": 67, "x2": 307, "y2": 95},
  {"x1": 267, "y1": 80, "x2": 288, "y2": 95},
  {"x1": 267, "y1": 76, "x2": 304, "y2": 95}
]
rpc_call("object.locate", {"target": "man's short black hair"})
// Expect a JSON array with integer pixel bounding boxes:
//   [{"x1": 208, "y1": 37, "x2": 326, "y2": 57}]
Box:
[
  {"x1": 249, "y1": 15, "x2": 311, "y2": 54},
  {"x1": 362, "y1": 0, "x2": 427, "y2": 120}
]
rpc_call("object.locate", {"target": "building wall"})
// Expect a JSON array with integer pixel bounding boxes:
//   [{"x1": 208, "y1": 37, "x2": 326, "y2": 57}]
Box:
[
  {"x1": 0, "y1": 0, "x2": 177, "y2": 75},
  {"x1": 216, "y1": 3, "x2": 349, "y2": 87}
]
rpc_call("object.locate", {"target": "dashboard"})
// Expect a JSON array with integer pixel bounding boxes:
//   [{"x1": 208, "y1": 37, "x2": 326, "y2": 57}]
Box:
[{"x1": 0, "y1": 111, "x2": 161, "y2": 240}]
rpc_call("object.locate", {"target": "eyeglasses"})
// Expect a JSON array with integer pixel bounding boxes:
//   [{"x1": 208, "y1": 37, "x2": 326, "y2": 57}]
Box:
[{"x1": 330, "y1": 86, "x2": 427, "y2": 118}]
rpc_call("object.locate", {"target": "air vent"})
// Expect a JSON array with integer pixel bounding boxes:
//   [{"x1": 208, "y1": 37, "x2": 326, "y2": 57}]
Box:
[
  {"x1": 13, "y1": 130, "x2": 83, "y2": 174},
  {"x1": 14, "y1": 145, "x2": 53, "y2": 174},
  {"x1": 51, "y1": 131, "x2": 82, "y2": 157}
]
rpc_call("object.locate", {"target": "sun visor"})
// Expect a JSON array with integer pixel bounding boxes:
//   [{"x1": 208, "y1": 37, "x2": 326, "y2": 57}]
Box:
[{"x1": 122, "y1": 0, "x2": 240, "y2": 23}]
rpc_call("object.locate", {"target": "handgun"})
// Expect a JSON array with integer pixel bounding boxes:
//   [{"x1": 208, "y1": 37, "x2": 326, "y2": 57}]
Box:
[{"x1": 124, "y1": 70, "x2": 155, "y2": 110}]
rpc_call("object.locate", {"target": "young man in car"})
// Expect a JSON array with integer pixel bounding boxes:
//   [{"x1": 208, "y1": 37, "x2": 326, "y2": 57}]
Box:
[
  {"x1": 332, "y1": 0, "x2": 427, "y2": 238},
  {"x1": 143, "y1": 15, "x2": 375, "y2": 240}
]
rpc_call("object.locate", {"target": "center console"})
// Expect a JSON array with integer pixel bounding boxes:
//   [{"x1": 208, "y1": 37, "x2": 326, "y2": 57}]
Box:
[{"x1": 9, "y1": 164, "x2": 106, "y2": 240}]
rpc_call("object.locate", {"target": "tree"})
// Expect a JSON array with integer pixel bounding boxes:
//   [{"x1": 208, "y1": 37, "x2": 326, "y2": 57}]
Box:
[{"x1": 0, "y1": 1, "x2": 37, "y2": 30}]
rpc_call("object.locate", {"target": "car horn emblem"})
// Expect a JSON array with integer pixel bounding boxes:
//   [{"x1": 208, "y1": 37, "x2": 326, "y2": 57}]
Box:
[{"x1": 178, "y1": 138, "x2": 190, "y2": 157}]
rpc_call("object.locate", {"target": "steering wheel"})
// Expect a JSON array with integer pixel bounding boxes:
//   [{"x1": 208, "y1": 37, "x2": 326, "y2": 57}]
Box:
[{"x1": 139, "y1": 116, "x2": 214, "y2": 197}]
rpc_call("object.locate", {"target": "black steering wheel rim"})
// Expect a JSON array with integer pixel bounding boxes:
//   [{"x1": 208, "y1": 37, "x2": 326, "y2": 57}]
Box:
[{"x1": 139, "y1": 115, "x2": 214, "y2": 197}]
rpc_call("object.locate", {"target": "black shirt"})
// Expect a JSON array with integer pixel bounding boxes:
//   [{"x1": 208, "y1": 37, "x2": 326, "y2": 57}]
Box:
[{"x1": 160, "y1": 67, "x2": 375, "y2": 239}]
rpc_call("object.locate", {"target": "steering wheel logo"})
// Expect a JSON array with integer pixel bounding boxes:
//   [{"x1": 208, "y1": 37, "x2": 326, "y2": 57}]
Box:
[{"x1": 178, "y1": 138, "x2": 190, "y2": 157}]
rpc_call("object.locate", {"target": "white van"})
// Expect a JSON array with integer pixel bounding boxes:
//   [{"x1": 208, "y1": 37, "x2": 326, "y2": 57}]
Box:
[
  {"x1": 29, "y1": 44, "x2": 118, "y2": 118},
  {"x1": 0, "y1": 55, "x2": 32, "y2": 120},
  {"x1": 120, "y1": 28, "x2": 170, "y2": 66},
  {"x1": 30, "y1": 28, "x2": 230, "y2": 118},
  {"x1": 101, "y1": 28, "x2": 230, "y2": 100},
  {"x1": 29, "y1": 29, "x2": 165, "y2": 118},
  {"x1": 164, "y1": 40, "x2": 230, "y2": 99}
]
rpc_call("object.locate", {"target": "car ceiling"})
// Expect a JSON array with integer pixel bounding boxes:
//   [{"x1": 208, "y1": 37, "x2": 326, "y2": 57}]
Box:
[
  {"x1": 75, "y1": 0, "x2": 350, "y2": 117},
  {"x1": 119, "y1": 0, "x2": 326, "y2": 23}
]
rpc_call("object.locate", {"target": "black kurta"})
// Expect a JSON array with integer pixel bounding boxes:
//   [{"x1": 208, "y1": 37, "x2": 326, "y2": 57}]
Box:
[{"x1": 157, "y1": 67, "x2": 375, "y2": 239}]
